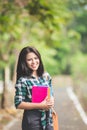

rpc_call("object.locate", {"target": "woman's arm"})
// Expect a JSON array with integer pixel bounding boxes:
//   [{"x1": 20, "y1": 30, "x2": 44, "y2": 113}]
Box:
[{"x1": 17, "y1": 96, "x2": 54, "y2": 110}]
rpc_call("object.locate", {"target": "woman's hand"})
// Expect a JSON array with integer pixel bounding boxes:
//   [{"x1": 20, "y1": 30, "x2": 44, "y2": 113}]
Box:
[
  {"x1": 39, "y1": 96, "x2": 54, "y2": 110},
  {"x1": 51, "y1": 96, "x2": 54, "y2": 107}
]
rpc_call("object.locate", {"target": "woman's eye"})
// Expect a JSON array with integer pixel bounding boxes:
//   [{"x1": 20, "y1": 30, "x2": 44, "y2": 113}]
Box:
[
  {"x1": 35, "y1": 57, "x2": 38, "y2": 59},
  {"x1": 26, "y1": 57, "x2": 38, "y2": 61},
  {"x1": 27, "y1": 59, "x2": 32, "y2": 61}
]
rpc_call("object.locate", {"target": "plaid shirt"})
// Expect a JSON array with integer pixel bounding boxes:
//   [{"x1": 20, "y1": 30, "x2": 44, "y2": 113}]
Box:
[{"x1": 14, "y1": 72, "x2": 54, "y2": 130}]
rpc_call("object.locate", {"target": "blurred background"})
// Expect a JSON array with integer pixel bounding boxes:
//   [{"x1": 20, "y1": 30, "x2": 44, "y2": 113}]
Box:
[{"x1": 0, "y1": 0, "x2": 87, "y2": 129}]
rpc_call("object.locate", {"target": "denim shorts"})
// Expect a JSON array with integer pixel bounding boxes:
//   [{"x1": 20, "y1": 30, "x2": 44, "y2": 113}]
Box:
[{"x1": 22, "y1": 110, "x2": 53, "y2": 130}]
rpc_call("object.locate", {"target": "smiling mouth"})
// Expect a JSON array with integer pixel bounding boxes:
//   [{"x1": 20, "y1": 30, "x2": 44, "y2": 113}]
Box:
[{"x1": 31, "y1": 65, "x2": 38, "y2": 68}]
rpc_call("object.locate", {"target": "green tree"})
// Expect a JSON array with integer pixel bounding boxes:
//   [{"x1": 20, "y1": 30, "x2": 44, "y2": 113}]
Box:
[
  {"x1": 68, "y1": 0, "x2": 87, "y2": 53},
  {"x1": 0, "y1": 0, "x2": 83, "y2": 108},
  {"x1": 0, "y1": 0, "x2": 60, "y2": 108}
]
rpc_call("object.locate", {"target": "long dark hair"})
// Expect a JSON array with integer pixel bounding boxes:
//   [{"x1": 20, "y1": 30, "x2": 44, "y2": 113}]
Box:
[{"x1": 16, "y1": 46, "x2": 44, "y2": 80}]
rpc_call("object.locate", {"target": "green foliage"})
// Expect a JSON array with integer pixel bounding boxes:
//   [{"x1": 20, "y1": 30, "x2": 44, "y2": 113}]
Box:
[
  {"x1": 0, "y1": 0, "x2": 87, "y2": 79},
  {"x1": 71, "y1": 52, "x2": 87, "y2": 81},
  {"x1": 1, "y1": 0, "x2": 87, "y2": 109},
  {"x1": 37, "y1": 43, "x2": 59, "y2": 75},
  {"x1": 67, "y1": 0, "x2": 87, "y2": 53}
]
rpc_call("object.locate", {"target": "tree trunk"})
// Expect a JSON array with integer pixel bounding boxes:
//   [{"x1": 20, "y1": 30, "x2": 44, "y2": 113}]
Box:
[
  {"x1": 1, "y1": 66, "x2": 10, "y2": 109},
  {"x1": 12, "y1": 49, "x2": 19, "y2": 85},
  {"x1": 12, "y1": 60, "x2": 17, "y2": 85}
]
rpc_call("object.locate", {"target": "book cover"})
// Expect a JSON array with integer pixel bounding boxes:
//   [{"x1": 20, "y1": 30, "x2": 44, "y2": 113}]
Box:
[{"x1": 32, "y1": 86, "x2": 50, "y2": 103}]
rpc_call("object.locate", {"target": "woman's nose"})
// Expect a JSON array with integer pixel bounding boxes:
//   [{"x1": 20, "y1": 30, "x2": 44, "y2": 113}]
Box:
[{"x1": 32, "y1": 59, "x2": 36, "y2": 63}]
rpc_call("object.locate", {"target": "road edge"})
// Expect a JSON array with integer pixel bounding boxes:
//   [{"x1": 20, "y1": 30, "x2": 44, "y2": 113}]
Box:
[{"x1": 67, "y1": 86, "x2": 87, "y2": 125}]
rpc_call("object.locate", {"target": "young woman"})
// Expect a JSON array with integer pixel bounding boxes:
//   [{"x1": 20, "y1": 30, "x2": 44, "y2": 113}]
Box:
[{"x1": 14, "y1": 46, "x2": 54, "y2": 130}]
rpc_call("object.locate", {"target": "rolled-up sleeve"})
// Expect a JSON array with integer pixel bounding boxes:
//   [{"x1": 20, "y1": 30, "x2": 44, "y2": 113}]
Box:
[{"x1": 14, "y1": 78, "x2": 27, "y2": 108}]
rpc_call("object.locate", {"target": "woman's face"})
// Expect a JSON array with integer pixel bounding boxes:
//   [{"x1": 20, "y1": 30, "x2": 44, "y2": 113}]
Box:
[{"x1": 26, "y1": 52, "x2": 40, "y2": 71}]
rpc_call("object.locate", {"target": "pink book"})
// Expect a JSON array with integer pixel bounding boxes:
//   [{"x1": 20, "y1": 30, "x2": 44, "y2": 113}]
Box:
[{"x1": 32, "y1": 86, "x2": 50, "y2": 103}]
